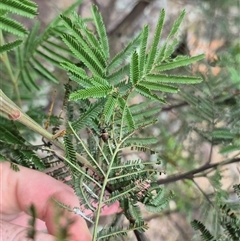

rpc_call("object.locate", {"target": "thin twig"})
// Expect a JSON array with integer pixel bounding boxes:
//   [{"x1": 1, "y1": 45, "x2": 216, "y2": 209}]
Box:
[
  {"x1": 108, "y1": 1, "x2": 152, "y2": 36},
  {"x1": 161, "y1": 102, "x2": 188, "y2": 111},
  {"x1": 192, "y1": 179, "x2": 213, "y2": 207},
  {"x1": 157, "y1": 157, "x2": 240, "y2": 185}
]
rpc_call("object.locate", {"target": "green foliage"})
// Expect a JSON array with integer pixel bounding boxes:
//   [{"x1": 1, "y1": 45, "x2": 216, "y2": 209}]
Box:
[
  {"x1": 91, "y1": 5, "x2": 109, "y2": 59},
  {"x1": 0, "y1": 39, "x2": 22, "y2": 54},
  {"x1": 1, "y1": 0, "x2": 83, "y2": 94},
  {"x1": 2, "y1": 3, "x2": 201, "y2": 238},
  {"x1": 51, "y1": 200, "x2": 76, "y2": 241},
  {"x1": 4, "y1": 1, "x2": 239, "y2": 241},
  {"x1": 233, "y1": 184, "x2": 240, "y2": 199},
  {"x1": 0, "y1": 0, "x2": 37, "y2": 54},
  {"x1": 191, "y1": 184, "x2": 240, "y2": 241},
  {"x1": 27, "y1": 204, "x2": 37, "y2": 239},
  {"x1": 0, "y1": 118, "x2": 45, "y2": 169},
  {"x1": 191, "y1": 220, "x2": 216, "y2": 241}
]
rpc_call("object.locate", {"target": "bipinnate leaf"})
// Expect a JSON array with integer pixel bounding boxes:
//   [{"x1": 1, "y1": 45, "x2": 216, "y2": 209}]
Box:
[
  {"x1": 70, "y1": 86, "x2": 112, "y2": 101},
  {"x1": 0, "y1": 0, "x2": 38, "y2": 18},
  {"x1": 139, "y1": 81, "x2": 179, "y2": 93},
  {"x1": 145, "y1": 9, "x2": 165, "y2": 73},
  {"x1": 130, "y1": 51, "x2": 139, "y2": 85},
  {"x1": 155, "y1": 54, "x2": 205, "y2": 71},
  {"x1": 91, "y1": 5, "x2": 109, "y2": 59},
  {"x1": 145, "y1": 74, "x2": 202, "y2": 84},
  {"x1": 0, "y1": 40, "x2": 22, "y2": 54}
]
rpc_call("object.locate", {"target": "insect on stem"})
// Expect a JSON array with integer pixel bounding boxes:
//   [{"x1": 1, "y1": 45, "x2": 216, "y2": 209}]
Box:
[{"x1": 73, "y1": 207, "x2": 94, "y2": 224}]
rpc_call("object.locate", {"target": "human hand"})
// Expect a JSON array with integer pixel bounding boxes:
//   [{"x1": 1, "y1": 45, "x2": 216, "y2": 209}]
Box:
[{"x1": 0, "y1": 161, "x2": 92, "y2": 241}]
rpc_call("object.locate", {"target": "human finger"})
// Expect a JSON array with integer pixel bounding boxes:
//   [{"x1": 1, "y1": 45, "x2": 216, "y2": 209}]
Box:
[
  {"x1": 1, "y1": 220, "x2": 56, "y2": 241},
  {"x1": 0, "y1": 162, "x2": 91, "y2": 241}
]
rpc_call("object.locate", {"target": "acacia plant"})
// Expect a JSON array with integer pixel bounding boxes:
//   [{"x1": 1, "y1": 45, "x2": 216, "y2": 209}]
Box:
[{"x1": 3, "y1": 0, "x2": 238, "y2": 240}]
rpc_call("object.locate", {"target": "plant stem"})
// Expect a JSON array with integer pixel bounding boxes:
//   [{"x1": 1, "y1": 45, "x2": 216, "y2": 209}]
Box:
[
  {"x1": 92, "y1": 142, "x2": 121, "y2": 240},
  {"x1": 0, "y1": 89, "x2": 93, "y2": 169},
  {"x1": 157, "y1": 156, "x2": 240, "y2": 185}
]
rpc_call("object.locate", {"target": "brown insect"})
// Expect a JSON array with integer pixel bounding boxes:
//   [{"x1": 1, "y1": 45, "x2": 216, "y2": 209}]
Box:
[{"x1": 99, "y1": 128, "x2": 109, "y2": 142}]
